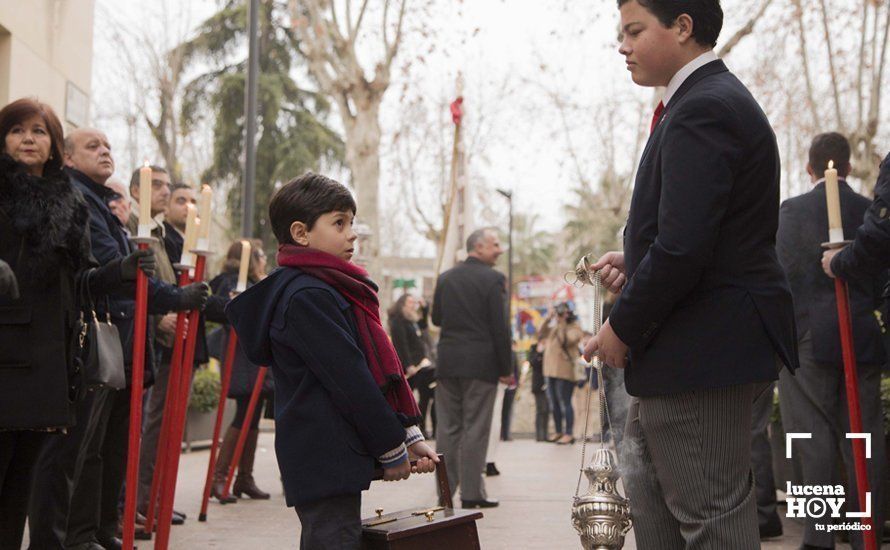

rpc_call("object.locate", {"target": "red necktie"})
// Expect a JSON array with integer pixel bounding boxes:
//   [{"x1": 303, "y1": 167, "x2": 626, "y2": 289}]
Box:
[{"x1": 650, "y1": 101, "x2": 664, "y2": 133}]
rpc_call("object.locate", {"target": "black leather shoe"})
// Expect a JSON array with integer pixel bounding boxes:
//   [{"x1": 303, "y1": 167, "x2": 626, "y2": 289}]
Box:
[
  {"x1": 759, "y1": 514, "x2": 782, "y2": 539},
  {"x1": 461, "y1": 498, "x2": 499, "y2": 509},
  {"x1": 172, "y1": 509, "x2": 186, "y2": 525},
  {"x1": 485, "y1": 462, "x2": 500, "y2": 476},
  {"x1": 96, "y1": 536, "x2": 123, "y2": 550}
]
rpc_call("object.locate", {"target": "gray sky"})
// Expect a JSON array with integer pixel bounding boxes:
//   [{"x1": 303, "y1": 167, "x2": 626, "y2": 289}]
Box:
[{"x1": 91, "y1": 0, "x2": 888, "y2": 258}]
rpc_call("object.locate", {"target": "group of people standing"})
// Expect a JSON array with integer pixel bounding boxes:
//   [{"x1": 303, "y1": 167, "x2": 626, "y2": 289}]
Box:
[{"x1": 0, "y1": 97, "x2": 272, "y2": 550}]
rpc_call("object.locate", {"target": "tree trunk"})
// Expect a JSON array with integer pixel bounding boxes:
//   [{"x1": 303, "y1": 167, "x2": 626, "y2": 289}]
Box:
[{"x1": 344, "y1": 103, "x2": 383, "y2": 284}]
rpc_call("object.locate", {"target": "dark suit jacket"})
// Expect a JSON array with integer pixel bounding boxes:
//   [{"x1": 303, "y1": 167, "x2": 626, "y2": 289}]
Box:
[
  {"x1": 226, "y1": 267, "x2": 406, "y2": 507},
  {"x1": 431, "y1": 257, "x2": 512, "y2": 383},
  {"x1": 778, "y1": 181, "x2": 885, "y2": 365},
  {"x1": 70, "y1": 169, "x2": 182, "y2": 385},
  {"x1": 609, "y1": 60, "x2": 799, "y2": 397},
  {"x1": 832, "y1": 151, "x2": 890, "y2": 280},
  {"x1": 163, "y1": 221, "x2": 184, "y2": 266},
  {"x1": 389, "y1": 315, "x2": 427, "y2": 370}
]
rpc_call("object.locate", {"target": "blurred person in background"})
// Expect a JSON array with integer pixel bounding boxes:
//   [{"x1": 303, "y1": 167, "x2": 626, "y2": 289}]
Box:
[
  {"x1": 205, "y1": 239, "x2": 273, "y2": 501},
  {"x1": 537, "y1": 302, "x2": 582, "y2": 445},
  {"x1": 388, "y1": 294, "x2": 436, "y2": 438}
]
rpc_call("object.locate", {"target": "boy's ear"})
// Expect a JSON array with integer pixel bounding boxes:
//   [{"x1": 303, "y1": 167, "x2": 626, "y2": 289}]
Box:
[
  {"x1": 675, "y1": 13, "x2": 694, "y2": 44},
  {"x1": 290, "y1": 221, "x2": 310, "y2": 246}
]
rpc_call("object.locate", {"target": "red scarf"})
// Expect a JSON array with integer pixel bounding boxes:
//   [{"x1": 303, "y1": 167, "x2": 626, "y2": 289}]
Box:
[{"x1": 277, "y1": 244, "x2": 420, "y2": 426}]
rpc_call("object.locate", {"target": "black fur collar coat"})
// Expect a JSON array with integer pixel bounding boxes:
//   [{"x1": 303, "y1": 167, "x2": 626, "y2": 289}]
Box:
[{"x1": 0, "y1": 154, "x2": 92, "y2": 284}]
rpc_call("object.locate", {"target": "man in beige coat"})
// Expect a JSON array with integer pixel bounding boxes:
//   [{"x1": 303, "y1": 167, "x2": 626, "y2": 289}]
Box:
[{"x1": 537, "y1": 303, "x2": 583, "y2": 444}]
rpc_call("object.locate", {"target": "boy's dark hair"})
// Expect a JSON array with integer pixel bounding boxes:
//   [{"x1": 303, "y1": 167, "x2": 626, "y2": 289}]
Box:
[
  {"x1": 617, "y1": 0, "x2": 723, "y2": 48},
  {"x1": 809, "y1": 132, "x2": 851, "y2": 176},
  {"x1": 269, "y1": 171, "x2": 357, "y2": 245}
]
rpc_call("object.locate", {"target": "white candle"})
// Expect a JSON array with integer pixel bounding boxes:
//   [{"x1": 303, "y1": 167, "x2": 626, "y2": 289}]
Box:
[
  {"x1": 138, "y1": 161, "x2": 152, "y2": 238},
  {"x1": 197, "y1": 185, "x2": 213, "y2": 250},
  {"x1": 824, "y1": 160, "x2": 843, "y2": 243},
  {"x1": 236, "y1": 240, "x2": 251, "y2": 293},
  {"x1": 180, "y1": 203, "x2": 198, "y2": 268}
]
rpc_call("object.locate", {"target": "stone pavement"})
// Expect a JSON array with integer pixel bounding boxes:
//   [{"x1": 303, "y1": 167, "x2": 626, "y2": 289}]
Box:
[{"x1": 157, "y1": 433, "x2": 852, "y2": 549}]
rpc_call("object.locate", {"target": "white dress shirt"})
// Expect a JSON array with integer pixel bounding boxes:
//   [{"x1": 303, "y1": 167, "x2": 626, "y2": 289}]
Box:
[{"x1": 663, "y1": 50, "x2": 719, "y2": 106}]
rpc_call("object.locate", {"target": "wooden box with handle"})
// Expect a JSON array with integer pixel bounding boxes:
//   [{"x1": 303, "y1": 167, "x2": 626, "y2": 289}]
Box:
[{"x1": 361, "y1": 454, "x2": 483, "y2": 549}]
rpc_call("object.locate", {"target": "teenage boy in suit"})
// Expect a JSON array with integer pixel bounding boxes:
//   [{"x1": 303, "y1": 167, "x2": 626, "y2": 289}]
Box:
[{"x1": 583, "y1": 1, "x2": 798, "y2": 547}]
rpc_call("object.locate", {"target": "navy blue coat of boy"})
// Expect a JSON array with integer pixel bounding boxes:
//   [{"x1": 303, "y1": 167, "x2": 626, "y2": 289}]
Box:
[
  {"x1": 226, "y1": 266, "x2": 407, "y2": 507},
  {"x1": 609, "y1": 60, "x2": 799, "y2": 397}
]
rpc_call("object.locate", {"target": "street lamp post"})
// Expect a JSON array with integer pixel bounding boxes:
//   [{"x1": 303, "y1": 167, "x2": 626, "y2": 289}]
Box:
[
  {"x1": 496, "y1": 188, "x2": 513, "y2": 338},
  {"x1": 242, "y1": 0, "x2": 259, "y2": 238}
]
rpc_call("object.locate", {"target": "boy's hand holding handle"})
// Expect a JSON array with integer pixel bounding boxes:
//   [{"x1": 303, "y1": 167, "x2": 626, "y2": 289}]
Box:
[
  {"x1": 383, "y1": 460, "x2": 412, "y2": 481},
  {"x1": 408, "y1": 441, "x2": 438, "y2": 474},
  {"x1": 377, "y1": 449, "x2": 441, "y2": 481}
]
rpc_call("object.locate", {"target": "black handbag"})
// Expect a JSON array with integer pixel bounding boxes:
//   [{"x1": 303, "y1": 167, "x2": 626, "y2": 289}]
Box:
[{"x1": 77, "y1": 269, "x2": 125, "y2": 390}]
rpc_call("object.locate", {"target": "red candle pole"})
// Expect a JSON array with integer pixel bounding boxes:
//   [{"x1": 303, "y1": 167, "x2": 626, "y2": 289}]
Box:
[
  {"x1": 141, "y1": 269, "x2": 192, "y2": 538},
  {"x1": 222, "y1": 366, "x2": 268, "y2": 499},
  {"x1": 121, "y1": 239, "x2": 152, "y2": 550},
  {"x1": 834, "y1": 277, "x2": 877, "y2": 550},
  {"x1": 154, "y1": 254, "x2": 207, "y2": 550},
  {"x1": 198, "y1": 327, "x2": 239, "y2": 521}
]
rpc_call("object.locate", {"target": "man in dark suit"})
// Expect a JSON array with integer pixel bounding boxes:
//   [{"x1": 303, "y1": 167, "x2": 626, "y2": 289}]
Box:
[
  {"x1": 778, "y1": 133, "x2": 886, "y2": 549},
  {"x1": 432, "y1": 228, "x2": 513, "y2": 509},
  {"x1": 584, "y1": 1, "x2": 798, "y2": 547}
]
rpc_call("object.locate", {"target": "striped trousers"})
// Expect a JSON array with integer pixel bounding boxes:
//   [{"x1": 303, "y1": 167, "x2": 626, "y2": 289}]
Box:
[{"x1": 621, "y1": 382, "x2": 769, "y2": 549}]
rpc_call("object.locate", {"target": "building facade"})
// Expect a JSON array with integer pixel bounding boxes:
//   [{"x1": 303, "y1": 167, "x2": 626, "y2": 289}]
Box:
[{"x1": 0, "y1": 0, "x2": 94, "y2": 127}]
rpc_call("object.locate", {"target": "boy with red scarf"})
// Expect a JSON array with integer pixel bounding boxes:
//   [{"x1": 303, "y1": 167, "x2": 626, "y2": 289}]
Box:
[{"x1": 226, "y1": 172, "x2": 437, "y2": 548}]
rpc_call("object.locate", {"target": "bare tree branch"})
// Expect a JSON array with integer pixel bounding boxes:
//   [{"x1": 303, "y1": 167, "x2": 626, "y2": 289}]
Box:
[
  {"x1": 818, "y1": 0, "x2": 845, "y2": 132},
  {"x1": 792, "y1": 0, "x2": 821, "y2": 130},
  {"x1": 856, "y1": 0, "x2": 869, "y2": 129},
  {"x1": 717, "y1": 0, "x2": 774, "y2": 58},
  {"x1": 351, "y1": 0, "x2": 370, "y2": 42}
]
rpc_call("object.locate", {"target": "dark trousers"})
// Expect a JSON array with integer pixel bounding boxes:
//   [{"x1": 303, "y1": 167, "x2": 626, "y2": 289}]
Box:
[
  {"x1": 29, "y1": 388, "x2": 109, "y2": 549},
  {"x1": 533, "y1": 392, "x2": 550, "y2": 441},
  {"x1": 500, "y1": 386, "x2": 516, "y2": 440},
  {"x1": 230, "y1": 395, "x2": 268, "y2": 430},
  {"x1": 0, "y1": 431, "x2": 48, "y2": 549},
  {"x1": 409, "y1": 369, "x2": 436, "y2": 437},
  {"x1": 622, "y1": 383, "x2": 767, "y2": 549},
  {"x1": 778, "y1": 332, "x2": 886, "y2": 549},
  {"x1": 751, "y1": 381, "x2": 780, "y2": 529},
  {"x1": 546, "y1": 377, "x2": 575, "y2": 435},
  {"x1": 295, "y1": 493, "x2": 361, "y2": 549},
  {"x1": 66, "y1": 387, "x2": 130, "y2": 546}
]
